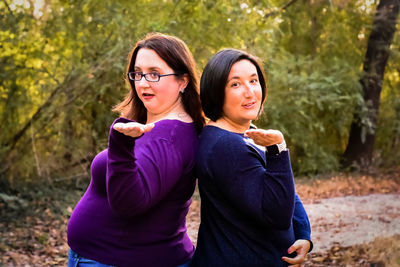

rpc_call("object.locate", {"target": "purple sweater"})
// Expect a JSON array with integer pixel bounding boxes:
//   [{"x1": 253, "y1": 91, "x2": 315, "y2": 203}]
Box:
[{"x1": 67, "y1": 118, "x2": 198, "y2": 267}]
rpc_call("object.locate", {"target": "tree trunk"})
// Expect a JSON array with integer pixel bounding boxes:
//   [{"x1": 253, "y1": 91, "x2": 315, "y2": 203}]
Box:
[{"x1": 342, "y1": 0, "x2": 399, "y2": 169}]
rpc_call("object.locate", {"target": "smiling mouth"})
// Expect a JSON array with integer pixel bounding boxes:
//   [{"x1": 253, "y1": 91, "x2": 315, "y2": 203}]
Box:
[{"x1": 243, "y1": 101, "x2": 256, "y2": 108}]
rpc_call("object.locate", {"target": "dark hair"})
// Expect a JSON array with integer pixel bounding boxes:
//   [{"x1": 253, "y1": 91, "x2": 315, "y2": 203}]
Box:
[
  {"x1": 113, "y1": 33, "x2": 205, "y2": 133},
  {"x1": 200, "y1": 48, "x2": 267, "y2": 122}
]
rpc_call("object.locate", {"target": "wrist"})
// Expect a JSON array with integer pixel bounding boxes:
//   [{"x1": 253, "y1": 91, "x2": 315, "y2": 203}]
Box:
[
  {"x1": 306, "y1": 239, "x2": 313, "y2": 253},
  {"x1": 266, "y1": 139, "x2": 287, "y2": 155}
]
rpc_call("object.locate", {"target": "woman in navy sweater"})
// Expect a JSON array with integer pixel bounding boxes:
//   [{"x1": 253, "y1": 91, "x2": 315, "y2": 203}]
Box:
[{"x1": 190, "y1": 49, "x2": 312, "y2": 267}]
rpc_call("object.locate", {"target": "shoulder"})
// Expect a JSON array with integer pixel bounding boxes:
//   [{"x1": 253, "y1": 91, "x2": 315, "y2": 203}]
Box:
[
  {"x1": 199, "y1": 126, "x2": 248, "y2": 156},
  {"x1": 201, "y1": 125, "x2": 244, "y2": 140},
  {"x1": 146, "y1": 119, "x2": 198, "y2": 145},
  {"x1": 150, "y1": 120, "x2": 198, "y2": 169}
]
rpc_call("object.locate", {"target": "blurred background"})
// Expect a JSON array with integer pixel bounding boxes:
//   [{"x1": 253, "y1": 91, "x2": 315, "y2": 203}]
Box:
[
  {"x1": 1, "y1": 0, "x2": 399, "y2": 187},
  {"x1": 0, "y1": 0, "x2": 399, "y2": 265}
]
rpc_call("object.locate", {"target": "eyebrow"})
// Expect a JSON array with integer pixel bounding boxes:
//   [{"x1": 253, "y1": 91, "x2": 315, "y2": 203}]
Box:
[
  {"x1": 227, "y1": 73, "x2": 258, "y2": 83},
  {"x1": 134, "y1": 66, "x2": 162, "y2": 72}
]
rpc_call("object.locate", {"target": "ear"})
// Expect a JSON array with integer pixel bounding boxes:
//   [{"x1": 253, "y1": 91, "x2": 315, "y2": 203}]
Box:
[{"x1": 178, "y1": 74, "x2": 189, "y2": 91}]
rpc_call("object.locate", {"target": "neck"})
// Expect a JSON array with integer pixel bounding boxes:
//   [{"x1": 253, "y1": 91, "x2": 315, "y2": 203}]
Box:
[
  {"x1": 146, "y1": 96, "x2": 190, "y2": 123},
  {"x1": 210, "y1": 116, "x2": 251, "y2": 133}
]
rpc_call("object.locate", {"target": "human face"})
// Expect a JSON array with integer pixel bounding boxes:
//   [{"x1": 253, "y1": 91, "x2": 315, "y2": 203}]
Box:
[
  {"x1": 222, "y1": 59, "x2": 262, "y2": 127},
  {"x1": 134, "y1": 48, "x2": 187, "y2": 120}
]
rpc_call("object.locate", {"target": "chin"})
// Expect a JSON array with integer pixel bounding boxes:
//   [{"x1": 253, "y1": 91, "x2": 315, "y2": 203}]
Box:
[
  {"x1": 244, "y1": 113, "x2": 259, "y2": 121},
  {"x1": 143, "y1": 103, "x2": 157, "y2": 112}
]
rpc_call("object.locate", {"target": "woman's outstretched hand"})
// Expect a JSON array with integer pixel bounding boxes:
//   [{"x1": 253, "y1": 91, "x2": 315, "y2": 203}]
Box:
[
  {"x1": 244, "y1": 129, "x2": 284, "y2": 147},
  {"x1": 113, "y1": 122, "x2": 155, "y2": 138},
  {"x1": 281, "y1": 239, "x2": 311, "y2": 267}
]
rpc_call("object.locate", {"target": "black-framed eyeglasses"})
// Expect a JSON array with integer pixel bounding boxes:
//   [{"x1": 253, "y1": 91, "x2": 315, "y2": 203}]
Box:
[{"x1": 127, "y1": 72, "x2": 182, "y2": 82}]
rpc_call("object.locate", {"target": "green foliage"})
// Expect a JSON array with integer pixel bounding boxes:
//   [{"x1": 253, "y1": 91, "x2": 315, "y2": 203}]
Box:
[
  {"x1": 0, "y1": 0, "x2": 399, "y2": 186},
  {"x1": 253, "y1": 0, "x2": 400, "y2": 174},
  {"x1": 258, "y1": 51, "x2": 363, "y2": 174}
]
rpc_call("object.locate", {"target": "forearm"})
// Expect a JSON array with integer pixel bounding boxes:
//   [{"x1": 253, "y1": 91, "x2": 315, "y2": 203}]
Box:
[
  {"x1": 292, "y1": 194, "x2": 313, "y2": 251},
  {"x1": 106, "y1": 117, "x2": 149, "y2": 216}
]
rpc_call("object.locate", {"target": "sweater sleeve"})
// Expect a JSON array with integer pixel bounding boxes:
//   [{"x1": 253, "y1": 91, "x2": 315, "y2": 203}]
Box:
[
  {"x1": 106, "y1": 117, "x2": 184, "y2": 217},
  {"x1": 208, "y1": 135, "x2": 295, "y2": 229},
  {"x1": 293, "y1": 193, "x2": 313, "y2": 251}
]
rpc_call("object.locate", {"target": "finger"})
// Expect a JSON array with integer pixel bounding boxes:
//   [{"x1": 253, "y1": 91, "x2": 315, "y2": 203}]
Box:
[
  {"x1": 124, "y1": 122, "x2": 143, "y2": 129},
  {"x1": 282, "y1": 256, "x2": 296, "y2": 264},
  {"x1": 244, "y1": 129, "x2": 262, "y2": 136},
  {"x1": 295, "y1": 248, "x2": 308, "y2": 258},
  {"x1": 117, "y1": 125, "x2": 145, "y2": 137},
  {"x1": 122, "y1": 123, "x2": 146, "y2": 133},
  {"x1": 287, "y1": 243, "x2": 300, "y2": 254},
  {"x1": 114, "y1": 122, "x2": 140, "y2": 130},
  {"x1": 246, "y1": 132, "x2": 260, "y2": 139},
  {"x1": 113, "y1": 122, "x2": 128, "y2": 132},
  {"x1": 143, "y1": 123, "x2": 155, "y2": 132},
  {"x1": 282, "y1": 255, "x2": 303, "y2": 265},
  {"x1": 125, "y1": 127, "x2": 144, "y2": 135},
  {"x1": 248, "y1": 134, "x2": 272, "y2": 144},
  {"x1": 245, "y1": 129, "x2": 256, "y2": 134},
  {"x1": 246, "y1": 132, "x2": 265, "y2": 141},
  {"x1": 244, "y1": 130, "x2": 258, "y2": 139},
  {"x1": 247, "y1": 130, "x2": 270, "y2": 138}
]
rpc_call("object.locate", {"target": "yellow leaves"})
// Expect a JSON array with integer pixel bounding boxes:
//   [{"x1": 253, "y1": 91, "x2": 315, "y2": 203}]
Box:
[
  {"x1": 64, "y1": 48, "x2": 73, "y2": 57},
  {"x1": 0, "y1": 31, "x2": 16, "y2": 40},
  {"x1": 25, "y1": 58, "x2": 43, "y2": 69},
  {"x1": 43, "y1": 43, "x2": 56, "y2": 54},
  {"x1": 0, "y1": 41, "x2": 19, "y2": 58},
  {"x1": 0, "y1": 85, "x2": 8, "y2": 99}
]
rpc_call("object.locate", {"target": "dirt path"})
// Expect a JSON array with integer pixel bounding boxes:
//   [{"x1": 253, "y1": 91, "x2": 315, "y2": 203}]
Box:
[
  {"x1": 305, "y1": 193, "x2": 400, "y2": 252},
  {"x1": 187, "y1": 193, "x2": 400, "y2": 254}
]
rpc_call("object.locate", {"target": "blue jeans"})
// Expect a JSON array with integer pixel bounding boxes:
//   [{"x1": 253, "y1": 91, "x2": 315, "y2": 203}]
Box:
[
  {"x1": 176, "y1": 260, "x2": 191, "y2": 267},
  {"x1": 68, "y1": 249, "x2": 191, "y2": 267},
  {"x1": 68, "y1": 249, "x2": 116, "y2": 267}
]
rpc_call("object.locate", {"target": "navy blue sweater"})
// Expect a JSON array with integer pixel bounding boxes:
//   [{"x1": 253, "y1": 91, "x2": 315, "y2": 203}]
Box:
[{"x1": 190, "y1": 126, "x2": 311, "y2": 267}]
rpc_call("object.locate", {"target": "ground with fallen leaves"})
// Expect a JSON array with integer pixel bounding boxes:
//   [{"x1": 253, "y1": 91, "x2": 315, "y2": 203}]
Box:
[{"x1": 1, "y1": 168, "x2": 399, "y2": 266}]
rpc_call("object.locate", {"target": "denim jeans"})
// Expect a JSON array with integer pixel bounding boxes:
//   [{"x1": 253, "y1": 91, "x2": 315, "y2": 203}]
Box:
[
  {"x1": 68, "y1": 249, "x2": 191, "y2": 267},
  {"x1": 176, "y1": 260, "x2": 191, "y2": 267},
  {"x1": 68, "y1": 249, "x2": 116, "y2": 267}
]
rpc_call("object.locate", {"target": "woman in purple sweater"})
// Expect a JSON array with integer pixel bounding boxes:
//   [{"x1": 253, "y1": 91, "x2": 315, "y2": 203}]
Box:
[{"x1": 67, "y1": 33, "x2": 204, "y2": 267}]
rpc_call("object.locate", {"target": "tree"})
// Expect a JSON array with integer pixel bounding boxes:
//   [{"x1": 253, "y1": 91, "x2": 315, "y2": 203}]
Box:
[
  {"x1": 342, "y1": 0, "x2": 400, "y2": 169},
  {"x1": 0, "y1": 0, "x2": 265, "y2": 187},
  {"x1": 1, "y1": 0, "x2": 400, "y2": 187},
  {"x1": 256, "y1": 0, "x2": 372, "y2": 174}
]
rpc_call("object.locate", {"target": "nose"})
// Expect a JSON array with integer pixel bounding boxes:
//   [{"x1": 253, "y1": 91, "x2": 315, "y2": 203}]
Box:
[
  {"x1": 243, "y1": 82, "x2": 254, "y2": 97},
  {"x1": 137, "y1": 76, "x2": 150, "y2": 87}
]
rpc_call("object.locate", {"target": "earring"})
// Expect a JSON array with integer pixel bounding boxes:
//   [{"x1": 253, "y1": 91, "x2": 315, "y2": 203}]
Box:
[{"x1": 180, "y1": 88, "x2": 185, "y2": 93}]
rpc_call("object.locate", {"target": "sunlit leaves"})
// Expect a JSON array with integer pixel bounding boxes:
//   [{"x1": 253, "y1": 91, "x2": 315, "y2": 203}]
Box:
[{"x1": 0, "y1": 0, "x2": 399, "y2": 182}]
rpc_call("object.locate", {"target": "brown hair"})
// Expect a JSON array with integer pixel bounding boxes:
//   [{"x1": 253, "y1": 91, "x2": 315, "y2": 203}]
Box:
[{"x1": 113, "y1": 33, "x2": 205, "y2": 133}]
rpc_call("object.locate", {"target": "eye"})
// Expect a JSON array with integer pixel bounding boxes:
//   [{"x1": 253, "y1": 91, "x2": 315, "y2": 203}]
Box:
[
  {"x1": 230, "y1": 82, "x2": 240, "y2": 88},
  {"x1": 134, "y1": 72, "x2": 143, "y2": 79},
  {"x1": 148, "y1": 72, "x2": 160, "y2": 79},
  {"x1": 250, "y1": 78, "x2": 259, "y2": 84}
]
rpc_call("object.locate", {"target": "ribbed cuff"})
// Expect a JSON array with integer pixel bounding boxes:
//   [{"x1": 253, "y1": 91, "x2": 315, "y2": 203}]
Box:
[{"x1": 264, "y1": 150, "x2": 292, "y2": 172}]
